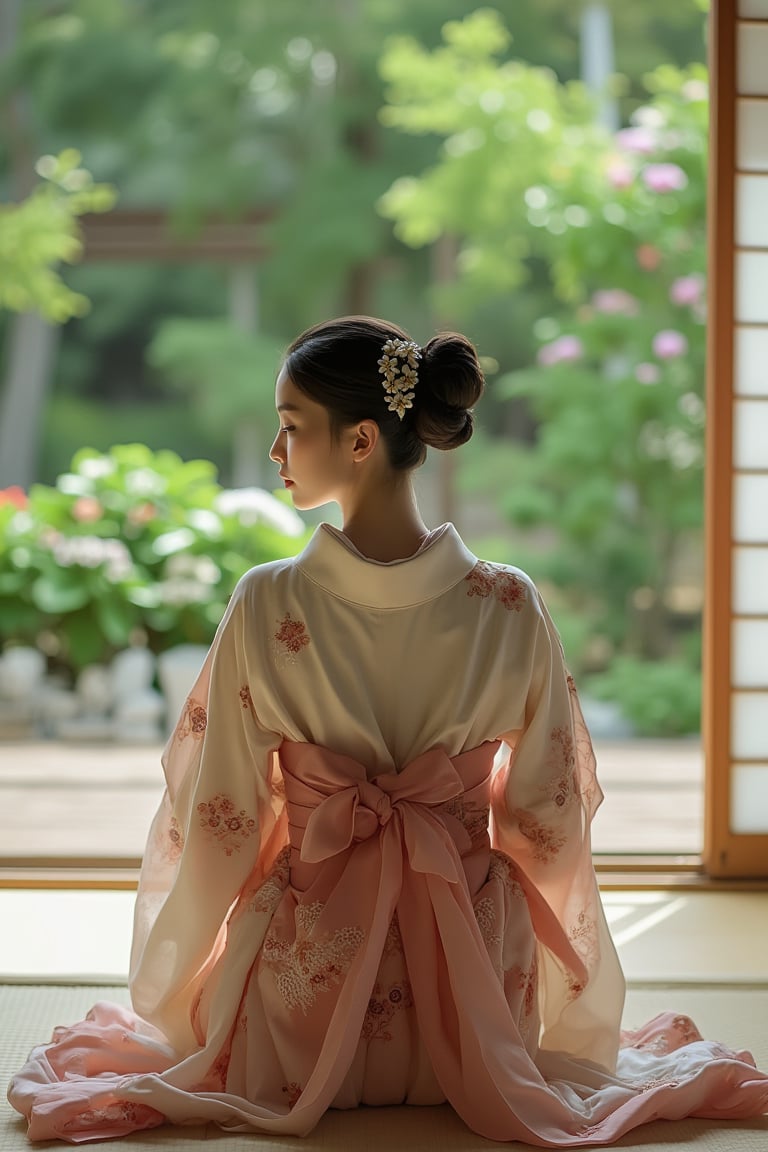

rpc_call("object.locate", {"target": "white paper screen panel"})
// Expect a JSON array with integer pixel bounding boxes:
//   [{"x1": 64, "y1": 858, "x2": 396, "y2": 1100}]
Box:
[
  {"x1": 739, "y1": 0, "x2": 768, "y2": 18},
  {"x1": 738, "y1": 101, "x2": 768, "y2": 172},
  {"x1": 737, "y1": 175, "x2": 768, "y2": 246},
  {"x1": 731, "y1": 765, "x2": 768, "y2": 834},
  {"x1": 738, "y1": 24, "x2": 768, "y2": 95},
  {"x1": 734, "y1": 399, "x2": 768, "y2": 468},
  {"x1": 736, "y1": 253, "x2": 768, "y2": 322},
  {"x1": 733, "y1": 619, "x2": 768, "y2": 685},
  {"x1": 733, "y1": 547, "x2": 768, "y2": 613},
  {"x1": 733, "y1": 474, "x2": 768, "y2": 541},
  {"x1": 735, "y1": 327, "x2": 768, "y2": 395},
  {"x1": 732, "y1": 692, "x2": 768, "y2": 758}
]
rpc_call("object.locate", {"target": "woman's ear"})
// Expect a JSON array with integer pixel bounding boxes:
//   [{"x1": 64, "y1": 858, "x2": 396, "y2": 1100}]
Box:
[{"x1": 350, "y1": 419, "x2": 380, "y2": 464}]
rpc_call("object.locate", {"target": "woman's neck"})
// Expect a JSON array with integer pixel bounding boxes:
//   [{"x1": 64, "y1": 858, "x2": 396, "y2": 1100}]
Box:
[{"x1": 340, "y1": 481, "x2": 429, "y2": 562}]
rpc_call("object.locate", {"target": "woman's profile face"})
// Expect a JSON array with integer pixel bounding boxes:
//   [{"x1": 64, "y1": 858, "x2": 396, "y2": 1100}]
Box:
[{"x1": 269, "y1": 364, "x2": 352, "y2": 511}]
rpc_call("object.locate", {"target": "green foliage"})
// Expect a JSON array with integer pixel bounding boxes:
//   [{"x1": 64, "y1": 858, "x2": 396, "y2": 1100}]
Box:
[
  {"x1": 0, "y1": 150, "x2": 116, "y2": 322},
  {"x1": 147, "y1": 319, "x2": 284, "y2": 433},
  {"x1": 495, "y1": 66, "x2": 706, "y2": 660},
  {"x1": 0, "y1": 446, "x2": 309, "y2": 673},
  {"x1": 379, "y1": 16, "x2": 707, "y2": 732},
  {"x1": 379, "y1": 10, "x2": 605, "y2": 312},
  {"x1": 587, "y1": 657, "x2": 701, "y2": 736}
]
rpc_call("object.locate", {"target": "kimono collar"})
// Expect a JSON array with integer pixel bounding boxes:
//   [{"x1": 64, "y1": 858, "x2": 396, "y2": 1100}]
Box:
[{"x1": 295, "y1": 522, "x2": 478, "y2": 609}]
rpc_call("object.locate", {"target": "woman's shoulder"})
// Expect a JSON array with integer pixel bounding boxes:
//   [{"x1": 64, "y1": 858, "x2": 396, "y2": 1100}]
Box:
[
  {"x1": 229, "y1": 554, "x2": 303, "y2": 605},
  {"x1": 463, "y1": 555, "x2": 542, "y2": 617}
]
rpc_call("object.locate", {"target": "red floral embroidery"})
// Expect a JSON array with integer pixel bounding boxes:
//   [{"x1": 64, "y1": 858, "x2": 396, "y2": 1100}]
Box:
[
  {"x1": 167, "y1": 816, "x2": 184, "y2": 862},
  {"x1": 262, "y1": 900, "x2": 364, "y2": 1013},
  {"x1": 439, "y1": 795, "x2": 490, "y2": 848},
  {"x1": 567, "y1": 908, "x2": 598, "y2": 989},
  {"x1": 565, "y1": 973, "x2": 586, "y2": 1001},
  {"x1": 210, "y1": 1041, "x2": 232, "y2": 1088},
  {"x1": 175, "y1": 697, "x2": 207, "y2": 741},
  {"x1": 465, "y1": 561, "x2": 527, "y2": 612},
  {"x1": 513, "y1": 808, "x2": 566, "y2": 863},
  {"x1": 515, "y1": 957, "x2": 538, "y2": 1019},
  {"x1": 239, "y1": 684, "x2": 254, "y2": 710},
  {"x1": 197, "y1": 793, "x2": 257, "y2": 855},
  {"x1": 543, "y1": 726, "x2": 577, "y2": 809},
  {"x1": 672, "y1": 1014, "x2": 702, "y2": 1044},
  {"x1": 362, "y1": 980, "x2": 414, "y2": 1042},
  {"x1": 273, "y1": 612, "x2": 311, "y2": 664},
  {"x1": 282, "y1": 1082, "x2": 302, "y2": 1109},
  {"x1": 246, "y1": 846, "x2": 291, "y2": 915},
  {"x1": 636, "y1": 1034, "x2": 669, "y2": 1054},
  {"x1": 639, "y1": 1074, "x2": 681, "y2": 1094},
  {"x1": 474, "y1": 896, "x2": 501, "y2": 950},
  {"x1": 60, "y1": 1102, "x2": 163, "y2": 1134},
  {"x1": 487, "y1": 850, "x2": 525, "y2": 900}
]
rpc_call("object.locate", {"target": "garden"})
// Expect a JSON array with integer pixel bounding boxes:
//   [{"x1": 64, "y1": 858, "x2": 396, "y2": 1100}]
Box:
[{"x1": 0, "y1": 1, "x2": 709, "y2": 739}]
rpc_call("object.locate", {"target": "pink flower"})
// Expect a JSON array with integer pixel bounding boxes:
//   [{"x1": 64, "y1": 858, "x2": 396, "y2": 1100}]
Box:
[
  {"x1": 652, "y1": 330, "x2": 688, "y2": 360},
  {"x1": 606, "y1": 158, "x2": 633, "y2": 190},
  {"x1": 615, "y1": 127, "x2": 656, "y2": 154},
  {"x1": 591, "y1": 289, "x2": 639, "y2": 316},
  {"x1": 635, "y1": 362, "x2": 661, "y2": 385},
  {"x1": 642, "y1": 163, "x2": 688, "y2": 193},
  {"x1": 0, "y1": 486, "x2": 27, "y2": 509},
  {"x1": 537, "y1": 335, "x2": 584, "y2": 366},
  {"x1": 636, "y1": 245, "x2": 662, "y2": 271},
  {"x1": 71, "y1": 496, "x2": 104, "y2": 523},
  {"x1": 670, "y1": 274, "x2": 704, "y2": 307},
  {"x1": 127, "y1": 502, "x2": 157, "y2": 525}
]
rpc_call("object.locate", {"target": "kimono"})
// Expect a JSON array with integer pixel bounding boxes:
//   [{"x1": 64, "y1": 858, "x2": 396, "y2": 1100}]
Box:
[{"x1": 8, "y1": 523, "x2": 768, "y2": 1144}]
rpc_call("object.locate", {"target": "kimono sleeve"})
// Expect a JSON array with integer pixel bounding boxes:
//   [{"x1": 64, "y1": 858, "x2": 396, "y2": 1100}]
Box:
[
  {"x1": 490, "y1": 590, "x2": 625, "y2": 1072},
  {"x1": 129, "y1": 576, "x2": 285, "y2": 1052}
]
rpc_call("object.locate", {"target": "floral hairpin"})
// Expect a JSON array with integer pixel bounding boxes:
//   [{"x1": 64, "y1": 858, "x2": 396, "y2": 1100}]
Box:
[{"x1": 377, "y1": 338, "x2": 421, "y2": 420}]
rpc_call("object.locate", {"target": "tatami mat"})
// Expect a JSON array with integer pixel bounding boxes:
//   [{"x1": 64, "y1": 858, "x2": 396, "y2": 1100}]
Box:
[{"x1": 1, "y1": 984, "x2": 767, "y2": 1151}]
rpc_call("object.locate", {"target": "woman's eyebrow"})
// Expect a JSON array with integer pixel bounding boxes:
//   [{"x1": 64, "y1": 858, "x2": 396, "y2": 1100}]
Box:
[{"x1": 277, "y1": 402, "x2": 302, "y2": 413}]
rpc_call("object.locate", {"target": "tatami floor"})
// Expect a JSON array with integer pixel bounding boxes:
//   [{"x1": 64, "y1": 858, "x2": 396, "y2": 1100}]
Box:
[{"x1": 0, "y1": 887, "x2": 766, "y2": 985}]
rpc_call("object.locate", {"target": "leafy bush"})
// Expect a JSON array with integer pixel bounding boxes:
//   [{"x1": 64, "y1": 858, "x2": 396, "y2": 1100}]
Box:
[
  {"x1": 587, "y1": 656, "x2": 701, "y2": 737},
  {"x1": 0, "y1": 445, "x2": 309, "y2": 673}
]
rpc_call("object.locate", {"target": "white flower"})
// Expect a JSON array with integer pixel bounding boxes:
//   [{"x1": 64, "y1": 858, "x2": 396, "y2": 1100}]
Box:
[
  {"x1": 214, "y1": 487, "x2": 305, "y2": 536},
  {"x1": 77, "y1": 457, "x2": 116, "y2": 480},
  {"x1": 378, "y1": 338, "x2": 421, "y2": 421}
]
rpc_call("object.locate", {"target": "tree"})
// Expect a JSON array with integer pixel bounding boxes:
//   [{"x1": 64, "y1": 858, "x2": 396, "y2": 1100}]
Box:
[
  {"x1": 378, "y1": 11, "x2": 708, "y2": 731},
  {"x1": 1, "y1": 1, "x2": 708, "y2": 488},
  {"x1": 0, "y1": 149, "x2": 115, "y2": 487}
]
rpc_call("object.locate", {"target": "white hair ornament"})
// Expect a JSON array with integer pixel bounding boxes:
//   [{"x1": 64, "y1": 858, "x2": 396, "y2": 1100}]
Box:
[{"x1": 377, "y1": 338, "x2": 421, "y2": 420}]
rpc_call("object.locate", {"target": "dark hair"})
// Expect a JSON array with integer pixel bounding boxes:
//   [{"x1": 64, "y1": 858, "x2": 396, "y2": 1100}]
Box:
[{"x1": 283, "y1": 315, "x2": 485, "y2": 471}]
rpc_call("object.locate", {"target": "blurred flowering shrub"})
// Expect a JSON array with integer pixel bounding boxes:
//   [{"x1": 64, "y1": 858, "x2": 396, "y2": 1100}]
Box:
[
  {"x1": 499, "y1": 65, "x2": 707, "y2": 677},
  {"x1": 0, "y1": 445, "x2": 308, "y2": 673},
  {"x1": 379, "y1": 11, "x2": 706, "y2": 728}
]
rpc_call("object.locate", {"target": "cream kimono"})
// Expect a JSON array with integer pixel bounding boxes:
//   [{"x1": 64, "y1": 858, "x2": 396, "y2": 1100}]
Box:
[{"x1": 9, "y1": 524, "x2": 768, "y2": 1144}]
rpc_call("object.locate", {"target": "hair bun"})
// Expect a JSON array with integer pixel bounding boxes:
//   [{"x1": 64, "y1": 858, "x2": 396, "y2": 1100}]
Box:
[{"x1": 414, "y1": 332, "x2": 485, "y2": 451}]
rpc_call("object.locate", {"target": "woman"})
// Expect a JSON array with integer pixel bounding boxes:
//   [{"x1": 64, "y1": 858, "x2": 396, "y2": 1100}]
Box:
[{"x1": 9, "y1": 316, "x2": 768, "y2": 1144}]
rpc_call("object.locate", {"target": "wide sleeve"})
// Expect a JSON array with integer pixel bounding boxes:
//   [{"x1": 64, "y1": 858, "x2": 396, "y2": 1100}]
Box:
[
  {"x1": 129, "y1": 577, "x2": 286, "y2": 1052},
  {"x1": 490, "y1": 590, "x2": 625, "y2": 1072}
]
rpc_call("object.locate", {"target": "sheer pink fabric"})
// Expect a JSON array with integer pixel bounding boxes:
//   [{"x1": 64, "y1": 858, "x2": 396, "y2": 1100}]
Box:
[{"x1": 8, "y1": 736, "x2": 768, "y2": 1144}]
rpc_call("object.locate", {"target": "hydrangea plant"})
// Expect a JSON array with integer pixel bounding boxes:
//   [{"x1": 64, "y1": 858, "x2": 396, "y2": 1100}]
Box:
[{"x1": 0, "y1": 445, "x2": 308, "y2": 673}]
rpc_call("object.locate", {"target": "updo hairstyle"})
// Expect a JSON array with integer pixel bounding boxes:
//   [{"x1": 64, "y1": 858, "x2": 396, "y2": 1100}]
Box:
[{"x1": 283, "y1": 315, "x2": 485, "y2": 471}]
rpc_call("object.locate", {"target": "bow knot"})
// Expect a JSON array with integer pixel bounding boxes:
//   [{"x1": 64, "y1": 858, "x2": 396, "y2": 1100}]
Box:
[{"x1": 298, "y1": 748, "x2": 467, "y2": 883}]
